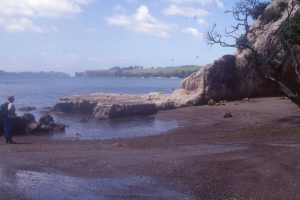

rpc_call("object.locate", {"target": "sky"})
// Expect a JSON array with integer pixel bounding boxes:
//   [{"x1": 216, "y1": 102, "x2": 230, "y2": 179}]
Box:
[{"x1": 0, "y1": 0, "x2": 237, "y2": 75}]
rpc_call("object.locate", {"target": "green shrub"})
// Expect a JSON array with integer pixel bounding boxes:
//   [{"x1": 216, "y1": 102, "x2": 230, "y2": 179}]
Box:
[{"x1": 280, "y1": 14, "x2": 300, "y2": 44}]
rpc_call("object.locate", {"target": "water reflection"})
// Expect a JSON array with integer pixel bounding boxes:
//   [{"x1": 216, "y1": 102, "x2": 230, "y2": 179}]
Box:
[
  {"x1": 0, "y1": 167, "x2": 192, "y2": 200},
  {"x1": 48, "y1": 114, "x2": 178, "y2": 140}
]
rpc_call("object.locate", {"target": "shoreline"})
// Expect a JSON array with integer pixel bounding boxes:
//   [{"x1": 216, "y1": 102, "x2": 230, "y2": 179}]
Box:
[{"x1": 0, "y1": 97, "x2": 300, "y2": 199}]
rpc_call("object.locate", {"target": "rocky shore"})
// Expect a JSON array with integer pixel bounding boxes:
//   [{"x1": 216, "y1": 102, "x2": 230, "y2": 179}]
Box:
[
  {"x1": 1, "y1": 97, "x2": 300, "y2": 199},
  {"x1": 0, "y1": 113, "x2": 65, "y2": 136}
]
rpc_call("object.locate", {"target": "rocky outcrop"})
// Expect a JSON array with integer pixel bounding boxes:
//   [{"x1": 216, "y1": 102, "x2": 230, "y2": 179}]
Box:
[
  {"x1": 26, "y1": 114, "x2": 66, "y2": 133},
  {"x1": 54, "y1": 93, "x2": 160, "y2": 120},
  {"x1": 180, "y1": 0, "x2": 299, "y2": 104},
  {"x1": 179, "y1": 54, "x2": 280, "y2": 105},
  {"x1": 0, "y1": 113, "x2": 65, "y2": 136}
]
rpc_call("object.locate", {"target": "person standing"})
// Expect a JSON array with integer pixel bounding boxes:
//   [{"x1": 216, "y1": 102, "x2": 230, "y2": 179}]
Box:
[{"x1": 3, "y1": 96, "x2": 16, "y2": 144}]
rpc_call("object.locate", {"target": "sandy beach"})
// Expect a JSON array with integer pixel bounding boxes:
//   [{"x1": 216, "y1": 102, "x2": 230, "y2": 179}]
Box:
[{"x1": 0, "y1": 97, "x2": 300, "y2": 200}]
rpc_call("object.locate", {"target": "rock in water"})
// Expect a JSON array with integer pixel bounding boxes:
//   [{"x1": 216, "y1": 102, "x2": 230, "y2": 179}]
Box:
[
  {"x1": 22, "y1": 113, "x2": 36, "y2": 124},
  {"x1": 208, "y1": 99, "x2": 216, "y2": 106},
  {"x1": 26, "y1": 122, "x2": 40, "y2": 133},
  {"x1": 39, "y1": 114, "x2": 54, "y2": 126},
  {"x1": 224, "y1": 112, "x2": 233, "y2": 118},
  {"x1": 18, "y1": 106, "x2": 37, "y2": 112}
]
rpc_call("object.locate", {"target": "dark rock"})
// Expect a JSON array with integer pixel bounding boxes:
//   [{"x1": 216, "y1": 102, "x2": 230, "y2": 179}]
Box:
[
  {"x1": 109, "y1": 103, "x2": 157, "y2": 118},
  {"x1": 38, "y1": 107, "x2": 52, "y2": 115},
  {"x1": 26, "y1": 122, "x2": 40, "y2": 133},
  {"x1": 0, "y1": 113, "x2": 66, "y2": 135},
  {"x1": 40, "y1": 124, "x2": 53, "y2": 132},
  {"x1": 53, "y1": 123, "x2": 66, "y2": 132},
  {"x1": 54, "y1": 100, "x2": 97, "y2": 114},
  {"x1": 112, "y1": 142, "x2": 122, "y2": 147},
  {"x1": 39, "y1": 114, "x2": 54, "y2": 126},
  {"x1": 18, "y1": 106, "x2": 36, "y2": 112},
  {"x1": 78, "y1": 117, "x2": 87, "y2": 123},
  {"x1": 224, "y1": 112, "x2": 233, "y2": 118},
  {"x1": 22, "y1": 113, "x2": 36, "y2": 124},
  {"x1": 208, "y1": 99, "x2": 216, "y2": 106},
  {"x1": 159, "y1": 101, "x2": 177, "y2": 110}
]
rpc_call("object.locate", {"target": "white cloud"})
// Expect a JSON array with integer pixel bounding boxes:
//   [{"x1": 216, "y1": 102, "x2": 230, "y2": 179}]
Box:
[
  {"x1": 167, "y1": 0, "x2": 224, "y2": 8},
  {"x1": 181, "y1": 27, "x2": 204, "y2": 39},
  {"x1": 0, "y1": 17, "x2": 58, "y2": 33},
  {"x1": 0, "y1": 0, "x2": 92, "y2": 33},
  {"x1": 107, "y1": 5, "x2": 174, "y2": 38},
  {"x1": 0, "y1": 0, "x2": 91, "y2": 18},
  {"x1": 1, "y1": 18, "x2": 42, "y2": 33},
  {"x1": 164, "y1": 5, "x2": 209, "y2": 17}
]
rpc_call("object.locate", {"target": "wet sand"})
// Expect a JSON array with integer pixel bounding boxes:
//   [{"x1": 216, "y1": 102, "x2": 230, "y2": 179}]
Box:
[{"x1": 0, "y1": 97, "x2": 300, "y2": 199}]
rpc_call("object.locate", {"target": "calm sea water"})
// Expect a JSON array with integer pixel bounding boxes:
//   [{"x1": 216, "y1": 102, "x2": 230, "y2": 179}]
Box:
[{"x1": 0, "y1": 75, "x2": 181, "y2": 139}]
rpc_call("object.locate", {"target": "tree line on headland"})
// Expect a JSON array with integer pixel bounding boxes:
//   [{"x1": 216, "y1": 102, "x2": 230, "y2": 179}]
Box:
[
  {"x1": 0, "y1": 70, "x2": 70, "y2": 77},
  {"x1": 75, "y1": 65, "x2": 202, "y2": 78}
]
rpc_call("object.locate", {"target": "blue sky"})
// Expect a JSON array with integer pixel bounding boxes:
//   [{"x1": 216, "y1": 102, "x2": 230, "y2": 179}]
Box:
[{"x1": 0, "y1": 0, "x2": 237, "y2": 74}]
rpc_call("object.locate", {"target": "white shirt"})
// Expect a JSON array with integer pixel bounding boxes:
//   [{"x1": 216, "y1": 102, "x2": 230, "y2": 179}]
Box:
[{"x1": 7, "y1": 102, "x2": 16, "y2": 118}]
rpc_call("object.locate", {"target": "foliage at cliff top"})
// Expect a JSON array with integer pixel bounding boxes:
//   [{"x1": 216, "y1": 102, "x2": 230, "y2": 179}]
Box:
[{"x1": 280, "y1": 14, "x2": 300, "y2": 44}]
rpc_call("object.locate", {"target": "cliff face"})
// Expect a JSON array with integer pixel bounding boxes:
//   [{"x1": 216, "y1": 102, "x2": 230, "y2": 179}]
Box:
[{"x1": 179, "y1": 0, "x2": 300, "y2": 105}]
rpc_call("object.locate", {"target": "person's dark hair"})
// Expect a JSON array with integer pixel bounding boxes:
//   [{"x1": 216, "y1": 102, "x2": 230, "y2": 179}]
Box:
[{"x1": 7, "y1": 96, "x2": 15, "y2": 102}]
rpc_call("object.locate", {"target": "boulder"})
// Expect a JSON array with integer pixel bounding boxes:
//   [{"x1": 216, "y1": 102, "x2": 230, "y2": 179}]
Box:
[
  {"x1": 53, "y1": 123, "x2": 66, "y2": 132},
  {"x1": 18, "y1": 106, "x2": 36, "y2": 112},
  {"x1": 224, "y1": 112, "x2": 233, "y2": 118},
  {"x1": 208, "y1": 99, "x2": 216, "y2": 106},
  {"x1": 78, "y1": 117, "x2": 87, "y2": 123},
  {"x1": 22, "y1": 113, "x2": 36, "y2": 124},
  {"x1": 26, "y1": 122, "x2": 40, "y2": 133},
  {"x1": 39, "y1": 114, "x2": 54, "y2": 126}
]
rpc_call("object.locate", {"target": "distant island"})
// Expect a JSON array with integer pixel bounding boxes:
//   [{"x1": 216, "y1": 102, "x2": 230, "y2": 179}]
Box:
[
  {"x1": 75, "y1": 65, "x2": 202, "y2": 78},
  {"x1": 0, "y1": 70, "x2": 70, "y2": 77}
]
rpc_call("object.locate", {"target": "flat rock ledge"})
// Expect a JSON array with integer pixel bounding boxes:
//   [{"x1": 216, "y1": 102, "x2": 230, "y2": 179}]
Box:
[{"x1": 53, "y1": 92, "x2": 191, "y2": 119}]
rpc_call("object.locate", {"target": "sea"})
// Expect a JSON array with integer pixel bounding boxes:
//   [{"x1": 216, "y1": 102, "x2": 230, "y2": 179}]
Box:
[{"x1": 0, "y1": 75, "x2": 182, "y2": 140}]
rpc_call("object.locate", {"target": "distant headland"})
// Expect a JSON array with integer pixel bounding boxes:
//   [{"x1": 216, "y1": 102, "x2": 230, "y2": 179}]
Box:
[
  {"x1": 0, "y1": 70, "x2": 70, "y2": 77},
  {"x1": 75, "y1": 65, "x2": 202, "y2": 78}
]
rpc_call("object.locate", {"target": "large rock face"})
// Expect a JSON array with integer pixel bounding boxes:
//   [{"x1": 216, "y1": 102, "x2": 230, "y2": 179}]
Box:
[
  {"x1": 180, "y1": 0, "x2": 299, "y2": 104},
  {"x1": 179, "y1": 55, "x2": 279, "y2": 105}
]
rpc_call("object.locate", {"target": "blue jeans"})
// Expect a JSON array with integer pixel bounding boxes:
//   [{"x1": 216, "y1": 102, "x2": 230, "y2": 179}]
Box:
[{"x1": 3, "y1": 117, "x2": 13, "y2": 142}]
